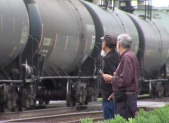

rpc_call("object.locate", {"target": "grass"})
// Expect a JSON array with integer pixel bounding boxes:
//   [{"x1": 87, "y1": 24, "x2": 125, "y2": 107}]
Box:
[
  {"x1": 138, "y1": 94, "x2": 149, "y2": 98},
  {"x1": 97, "y1": 98, "x2": 102, "y2": 101}
]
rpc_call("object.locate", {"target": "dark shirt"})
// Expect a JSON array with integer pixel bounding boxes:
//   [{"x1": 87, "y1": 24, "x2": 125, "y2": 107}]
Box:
[
  {"x1": 101, "y1": 50, "x2": 120, "y2": 102},
  {"x1": 111, "y1": 49, "x2": 139, "y2": 93}
]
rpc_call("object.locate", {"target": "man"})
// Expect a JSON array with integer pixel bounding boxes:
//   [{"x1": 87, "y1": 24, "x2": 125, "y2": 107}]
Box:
[
  {"x1": 102, "y1": 34, "x2": 139, "y2": 120},
  {"x1": 100, "y1": 34, "x2": 120, "y2": 120}
]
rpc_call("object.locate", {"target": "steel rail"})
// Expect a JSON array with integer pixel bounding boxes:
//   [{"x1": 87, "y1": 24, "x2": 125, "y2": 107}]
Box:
[
  {"x1": 0, "y1": 107, "x2": 77, "y2": 121},
  {"x1": 0, "y1": 105, "x2": 102, "y2": 121},
  {"x1": 1, "y1": 111, "x2": 103, "y2": 122}
]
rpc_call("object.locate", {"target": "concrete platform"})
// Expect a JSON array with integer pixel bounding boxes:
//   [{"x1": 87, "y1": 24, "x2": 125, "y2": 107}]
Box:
[
  {"x1": 137, "y1": 97, "x2": 169, "y2": 109},
  {"x1": 36, "y1": 97, "x2": 169, "y2": 110},
  {"x1": 137, "y1": 100, "x2": 166, "y2": 108}
]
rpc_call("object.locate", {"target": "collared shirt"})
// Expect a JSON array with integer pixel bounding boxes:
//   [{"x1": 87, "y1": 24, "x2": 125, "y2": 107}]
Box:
[
  {"x1": 111, "y1": 49, "x2": 139, "y2": 93},
  {"x1": 101, "y1": 50, "x2": 120, "y2": 102}
]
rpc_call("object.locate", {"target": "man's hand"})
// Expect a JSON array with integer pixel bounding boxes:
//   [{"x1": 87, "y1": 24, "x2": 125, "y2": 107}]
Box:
[
  {"x1": 102, "y1": 74, "x2": 112, "y2": 83},
  {"x1": 108, "y1": 93, "x2": 114, "y2": 100}
]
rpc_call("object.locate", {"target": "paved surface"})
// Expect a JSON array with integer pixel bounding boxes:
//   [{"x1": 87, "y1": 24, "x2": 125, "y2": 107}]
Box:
[
  {"x1": 37, "y1": 97, "x2": 169, "y2": 109},
  {"x1": 137, "y1": 100, "x2": 166, "y2": 107}
]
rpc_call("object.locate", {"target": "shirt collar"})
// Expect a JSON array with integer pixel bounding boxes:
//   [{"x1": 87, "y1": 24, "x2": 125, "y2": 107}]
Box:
[{"x1": 120, "y1": 49, "x2": 130, "y2": 59}]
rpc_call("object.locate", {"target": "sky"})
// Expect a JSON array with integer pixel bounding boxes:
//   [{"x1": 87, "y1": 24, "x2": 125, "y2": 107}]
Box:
[
  {"x1": 132, "y1": 0, "x2": 169, "y2": 7},
  {"x1": 151, "y1": 0, "x2": 169, "y2": 7}
]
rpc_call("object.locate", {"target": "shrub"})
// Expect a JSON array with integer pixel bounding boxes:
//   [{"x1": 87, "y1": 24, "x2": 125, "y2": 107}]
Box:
[
  {"x1": 81, "y1": 118, "x2": 93, "y2": 123},
  {"x1": 81, "y1": 103, "x2": 169, "y2": 123}
]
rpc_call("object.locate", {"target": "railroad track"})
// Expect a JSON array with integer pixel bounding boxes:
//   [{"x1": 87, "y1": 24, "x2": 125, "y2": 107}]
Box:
[
  {"x1": 0, "y1": 97, "x2": 166, "y2": 122},
  {"x1": 1, "y1": 111, "x2": 103, "y2": 122},
  {"x1": 0, "y1": 105, "x2": 102, "y2": 121},
  {"x1": 1, "y1": 106, "x2": 157, "y2": 122}
]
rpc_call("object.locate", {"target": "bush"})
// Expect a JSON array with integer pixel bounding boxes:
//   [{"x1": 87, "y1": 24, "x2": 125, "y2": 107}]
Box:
[
  {"x1": 81, "y1": 118, "x2": 93, "y2": 123},
  {"x1": 81, "y1": 103, "x2": 169, "y2": 123}
]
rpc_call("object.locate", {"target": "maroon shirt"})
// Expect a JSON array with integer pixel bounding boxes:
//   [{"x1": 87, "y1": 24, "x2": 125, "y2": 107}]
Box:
[{"x1": 111, "y1": 49, "x2": 139, "y2": 93}]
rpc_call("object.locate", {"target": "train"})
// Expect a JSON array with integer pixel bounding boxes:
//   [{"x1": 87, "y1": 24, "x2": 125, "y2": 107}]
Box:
[{"x1": 0, "y1": 0, "x2": 169, "y2": 112}]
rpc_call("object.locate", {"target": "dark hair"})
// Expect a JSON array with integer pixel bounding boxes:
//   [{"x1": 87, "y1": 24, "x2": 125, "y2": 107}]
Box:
[
  {"x1": 104, "y1": 34, "x2": 117, "y2": 49},
  {"x1": 106, "y1": 43, "x2": 116, "y2": 49}
]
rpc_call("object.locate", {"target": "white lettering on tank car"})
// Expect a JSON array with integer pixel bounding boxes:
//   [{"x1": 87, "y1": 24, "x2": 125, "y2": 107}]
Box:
[
  {"x1": 20, "y1": 26, "x2": 28, "y2": 44},
  {"x1": 40, "y1": 49, "x2": 48, "y2": 53},
  {"x1": 43, "y1": 37, "x2": 51, "y2": 46}
]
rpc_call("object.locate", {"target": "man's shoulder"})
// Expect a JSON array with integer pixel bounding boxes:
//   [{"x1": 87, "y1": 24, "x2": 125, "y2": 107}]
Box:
[
  {"x1": 105, "y1": 50, "x2": 120, "y2": 59},
  {"x1": 125, "y1": 50, "x2": 134, "y2": 55},
  {"x1": 123, "y1": 50, "x2": 137, "y2": 60}
]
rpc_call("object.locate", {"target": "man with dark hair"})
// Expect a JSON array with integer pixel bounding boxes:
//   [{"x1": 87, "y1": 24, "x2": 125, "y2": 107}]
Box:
[
  {"x1": 102, "y1": 34, "x2": 139, "y2": 120},
  {"x1": 100, "y1": 34, "x2": 120, "y2": 120}
]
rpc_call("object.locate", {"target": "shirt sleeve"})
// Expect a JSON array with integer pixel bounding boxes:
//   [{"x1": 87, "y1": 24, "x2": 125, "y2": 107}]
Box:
[
  {"x1": 111, "y1": 57, "x2": 133, "y2": 88},
  {"x1": 104, "y1": 58, "x2": 116, "y2": 75}
]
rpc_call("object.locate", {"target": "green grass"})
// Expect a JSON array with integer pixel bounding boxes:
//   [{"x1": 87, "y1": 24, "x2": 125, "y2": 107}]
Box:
[
  {"x1": 97, "y1": 98, "x2": 102, "y2": 101},
  {"x1": 138, "y1": 94, "x2": 149, "y2": 98}
]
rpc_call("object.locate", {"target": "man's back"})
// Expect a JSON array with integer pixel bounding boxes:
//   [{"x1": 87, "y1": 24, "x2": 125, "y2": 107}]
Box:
[
  {"x1": 126, "y1": 50, "x2": 139, "y2": 91},
  {"x1": 101, "y1": 50, "x2": 120, "y2": 102},
  {"x1": 113, "y1": 49, "x2": 139, "y2": 92},
  {"x1": 122, "y1": 50, "x2": 139, "y2": 91}
]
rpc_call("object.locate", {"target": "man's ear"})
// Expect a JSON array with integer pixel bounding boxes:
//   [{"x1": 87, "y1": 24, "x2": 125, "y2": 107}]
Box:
[
  {"x1": 118, "y1": 43, "x2": 121, "y2": 49},
  {"x1": 103, "y1": 42, "x2": 106, "y2": 49}
]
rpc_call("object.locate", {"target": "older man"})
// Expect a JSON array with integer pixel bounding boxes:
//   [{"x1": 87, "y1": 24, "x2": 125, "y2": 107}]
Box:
[
  {"x1": 100, "y1": 34, "x2": 120, "y2": 120},
  {"x1": 102, "y1": 34, "x2": 139, "y2": 120}
]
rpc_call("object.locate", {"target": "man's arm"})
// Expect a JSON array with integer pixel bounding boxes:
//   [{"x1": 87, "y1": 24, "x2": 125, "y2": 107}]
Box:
[
  {"x1": 108, "y1": 92, "x2": 114, "y2": 100},
  {"x1": 112, "y1": 58, "x2": 133, "y2": 88}
]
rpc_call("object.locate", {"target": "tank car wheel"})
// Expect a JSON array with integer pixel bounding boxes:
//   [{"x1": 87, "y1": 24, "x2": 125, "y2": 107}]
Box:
[
  {"x1": 45, "y1": 100, "x2": 50, "y2": 105},
  {"x1": 20, "y1": 106, "x2": 26, "y2": 111},
  {"x1": 66, "y1": 81, "x2": 75, "y2": 107},
  {"x1": 12, "y1": 106, "x2": 19, "y2": 112},
  {"x1": 79, "y1": 102, "x2": 85, "y2": 105},
  {"x1": 18, "y1": 103, "x2": 27, "y2": 111},
  {"x1": 30, "y1": 105, "x2": 35, "y2": 110},
  {"x1": 2, "y1": 108, "x2": 8, "y2": 113},
  {"x1": 2, "y1": 104, "x2": 10, "y2": 113},
  {"x1": 39, "y1": 99, "x2": 44, "y2": 105},
  {"x1": 84, "y1": 97, "x2": 89, "y2": 105},
  {"x1": 149, "y1": 81, "x2": 154, "y2": 99}
]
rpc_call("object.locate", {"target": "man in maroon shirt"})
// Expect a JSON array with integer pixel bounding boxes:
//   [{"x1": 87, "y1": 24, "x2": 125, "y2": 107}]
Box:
[{"x1": 102, "y1": 34, "x2": 139, "y2": 120}]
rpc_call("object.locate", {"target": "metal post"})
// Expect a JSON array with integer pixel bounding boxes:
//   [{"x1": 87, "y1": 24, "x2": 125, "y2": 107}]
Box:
[
  {"x1": 28, "y1": 35, "x2": 34, "y2": 66},
  {"x1": 148, "y1": 0, "x2": 149, "y2": 18},
  {"x1": 37, "y1": 51, "x2": 39, "y2": 79},
  {"x1": 113, "y1": 0, "x2": 115, "y2": 11},
  {"x1": 19, "y1": 52, "x2": 22, "y2": 80},
  {"x1": 145, "y1": 0, "x2": 147, "y2": 19},
  {"x1": 150, "y1": 0, "x2": 152, "y2": 20}
]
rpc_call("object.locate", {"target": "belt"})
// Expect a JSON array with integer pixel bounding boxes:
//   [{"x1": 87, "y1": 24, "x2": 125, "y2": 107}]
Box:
[{"x1": 125, "y1": 92, "x2": 136, "y2": 94}]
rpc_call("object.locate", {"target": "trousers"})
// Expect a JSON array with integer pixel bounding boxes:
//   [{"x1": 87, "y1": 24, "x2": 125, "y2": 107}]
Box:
[
  {"x1": 102, "y1": 98, "x2": 115, "y2": 120},
  {"x1": 115, "y1": 93, "x2": 137, "y2": 120}
]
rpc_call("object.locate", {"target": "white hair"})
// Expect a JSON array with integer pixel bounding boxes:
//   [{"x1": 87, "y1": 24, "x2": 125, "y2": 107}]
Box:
[{"x1": 117, "y1": 34, "x2": 132, "y2": 49}]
